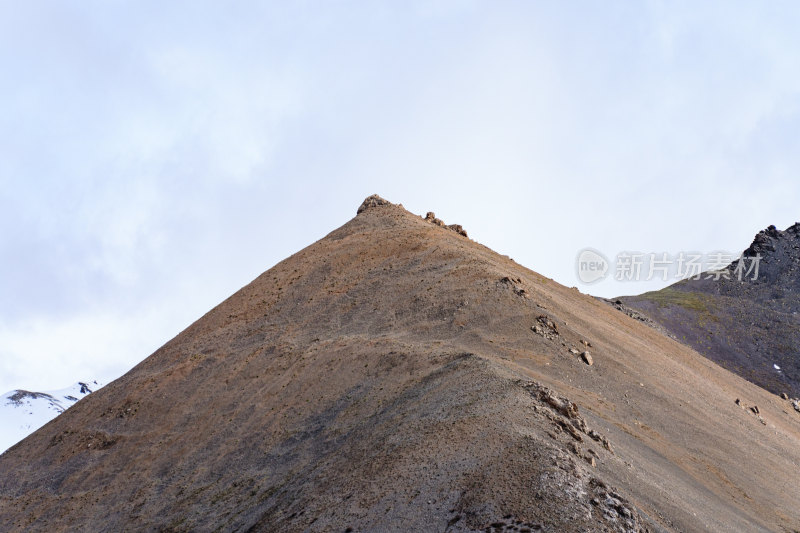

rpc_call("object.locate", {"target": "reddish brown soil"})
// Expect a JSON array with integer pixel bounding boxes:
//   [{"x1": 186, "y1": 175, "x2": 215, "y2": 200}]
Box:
[{"x1": 1, "y1": 197, "x2": 799, "y2": 532}]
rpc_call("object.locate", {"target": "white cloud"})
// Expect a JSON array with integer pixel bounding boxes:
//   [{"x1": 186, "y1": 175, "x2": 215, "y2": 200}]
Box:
[
  {"x1": 0, "y1": 309, "x2": 170, "y2": 393},
  {"x1": 2, "y1": 1, "x2": 800, "y2": 390}
]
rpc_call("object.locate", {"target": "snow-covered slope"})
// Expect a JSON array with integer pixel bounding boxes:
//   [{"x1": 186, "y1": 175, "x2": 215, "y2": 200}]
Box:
[{"x1": 0, "y1": 381, "x2": 101, "y2": 454}]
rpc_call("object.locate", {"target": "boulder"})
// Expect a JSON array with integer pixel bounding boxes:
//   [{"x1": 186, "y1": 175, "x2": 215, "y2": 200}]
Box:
[
  {"x1": 447, "y1": 224, "x2": 468, "y2": 237},
  {"x1": 424, "y1": 211, "x2": 467, "y2": 236}
]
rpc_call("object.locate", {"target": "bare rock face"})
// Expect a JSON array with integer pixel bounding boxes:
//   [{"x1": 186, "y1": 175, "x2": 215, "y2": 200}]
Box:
[
  {"x1": 744, "y1": 224, "x2": 781, "y2": 256},
  {"x1": 357, "y1": 194, "x2": 392, "y2": 214}
]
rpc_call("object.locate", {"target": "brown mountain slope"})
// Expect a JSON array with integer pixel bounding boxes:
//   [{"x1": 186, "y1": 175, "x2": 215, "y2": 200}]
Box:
[{"x1": 1, "y1": 196, "x2": 799, "y2": 532}]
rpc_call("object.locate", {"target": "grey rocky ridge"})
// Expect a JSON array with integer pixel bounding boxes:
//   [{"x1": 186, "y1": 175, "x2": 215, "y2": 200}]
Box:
[
  {"x1": 619, "y1": 222, "x2": 800, "y2": 401},
  {"x1": 0, "y1": 195, "x2": 799, "y2": 532}
]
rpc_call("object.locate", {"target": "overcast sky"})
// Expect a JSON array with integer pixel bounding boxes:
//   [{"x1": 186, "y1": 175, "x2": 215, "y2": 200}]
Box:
[{"x1": 2, "y1": 1, "x2": 800, "y2": 392}]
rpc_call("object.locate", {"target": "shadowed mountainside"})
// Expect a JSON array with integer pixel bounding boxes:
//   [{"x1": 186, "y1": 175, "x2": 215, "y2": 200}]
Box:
[
  {"x1": 1, "y1": 196, "x2": 799, "y2": 532},
  {"x1": 620, "y1": 224, "x2": 800, "y2": 399}
]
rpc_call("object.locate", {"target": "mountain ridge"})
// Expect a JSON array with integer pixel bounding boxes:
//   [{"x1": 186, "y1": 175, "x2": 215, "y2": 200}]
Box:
[{"x1": 1, "y1": 196, "x2": 799, "y2": 532}]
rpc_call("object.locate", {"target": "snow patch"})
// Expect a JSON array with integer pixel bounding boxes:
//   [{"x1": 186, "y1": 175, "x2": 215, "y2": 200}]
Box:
[{"x1": 0, "y1": 380, "x2": 102, "y2": 454}]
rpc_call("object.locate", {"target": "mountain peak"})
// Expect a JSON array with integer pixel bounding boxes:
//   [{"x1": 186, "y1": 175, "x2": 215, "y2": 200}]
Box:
[
  {"x1": 2, "y1": 201, "x2": 800, "y2": 531},
  {"x1": 743, "y1": 222, "x2": 800, "y2": 257},
  {"x1": 355, "y1": 194, "x2": 469, "y2": 237},
  {"x1": 356, "y1": 193, "x2": 394, "y2": 215},
  {"x1": 734, "y1": 222, "x2": 800, "y2": 288}
]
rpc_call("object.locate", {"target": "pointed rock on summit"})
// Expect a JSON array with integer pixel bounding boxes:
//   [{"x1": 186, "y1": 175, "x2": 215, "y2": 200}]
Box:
[{"x1": 356, "y1": 194, "x2": 393, "y2": 214}]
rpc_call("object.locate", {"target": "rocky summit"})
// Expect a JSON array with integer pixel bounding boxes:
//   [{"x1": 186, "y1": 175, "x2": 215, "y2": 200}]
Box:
[
  {"x1": 1, "y1": 197, "x2": 799, "y2": 532},
  {"x1": 620, "y1": 223, "x2": 800, "y2": 399}
]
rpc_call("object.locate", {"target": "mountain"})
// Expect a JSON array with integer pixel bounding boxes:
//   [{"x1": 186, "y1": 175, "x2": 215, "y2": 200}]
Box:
[
  {"x1": 0, "y1": 381, "x2": 100, "y2": 454},
  {"x1": 618, "y1": 223, "x2": 800, "y2": 399},
  {"x1": 1, "y1": 196, "x2": 799, "y2": 532}
]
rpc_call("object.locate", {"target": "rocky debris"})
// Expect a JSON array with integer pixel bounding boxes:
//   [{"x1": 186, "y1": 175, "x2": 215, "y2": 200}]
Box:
[
  {"x1": 520, "y1": 380, "x2": 613, "y2": 455},
  {"x1": 468, "y1": 469, "x2": 644, "y2": 533},
  {"x1": 531, "y1": 314, "x2": 559, "y2": 340},
  {"x1": 566, "y1": 345, "x2": 595, "y2": 366},
  {"x1": 793, "y1": 400, "x2": 800, "y2": 413},
  {"x1": 357, "y1": 194, "x2": 393, "y2": 214},
  {"x1": 425, "y1": 211, "x2": 445, "y2": 226},
  {"x1": 448, "y1": 379, "x2": 641, "y2": 532},
  {"x1": 580, "y1": 339, "x2": 592, "y2": 348},
  {"x1": 48, "y1": 429, "x2": 118, "y2": 453},
  {"x1": 570, "y1": 441, "x2": 581, "y2": 455},
  {"x1": 447, "y1": 223, "x2": 468, "y2": 237},
  {"x1": 356, "y1": 197, "x2": 469, "y2": 237},
  {"x1": 607, "y1": 299, "x2": 653, "y2": 323},
  {"x1": 781, "y1": 393, "x2": 789, "y2": 400},
  {"x1": 735, "y1": 399, "x2": 769, "y2": 424},
  {"x1": 540, "y1": 389, "x2": 580, "y2": 420},
  {"x1": 101, "y1": 399, "x2": 141, "y2": 420},
  {"x1": 472, "y1": 516, "x2": 545, "y2": 532},
  {"x1": 424, "y1": 211, "x2": 468, "y2": 237},
  {"x1": 592, "y1": 489, "x2": 641, "y2": 532},
  {"x1": 601, "y1": 298, "x2": 676, "y2": 340},
  {"x1": 498, "y1": 276, "x2": 528, "y2": 298},
  {"x1": 587, "y1": 430, "x2": 613, "y2": 452}
]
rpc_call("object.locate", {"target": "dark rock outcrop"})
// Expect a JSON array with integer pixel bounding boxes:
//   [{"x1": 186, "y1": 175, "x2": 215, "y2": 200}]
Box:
[{"x1": 619, "y1": 222, "x2": 800, "y2": 398}]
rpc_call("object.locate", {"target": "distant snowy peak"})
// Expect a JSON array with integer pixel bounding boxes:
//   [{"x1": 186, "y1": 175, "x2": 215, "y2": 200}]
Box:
[
  {"x1": 1, "y1": 381, "x2": 102, "y2": 454},
  {"x1": 6, "y1": 381, "x2": 96, "y2": 409}
]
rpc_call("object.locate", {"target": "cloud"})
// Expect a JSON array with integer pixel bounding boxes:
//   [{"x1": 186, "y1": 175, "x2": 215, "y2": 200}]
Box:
[
  {"x1": 0, "y1": 309, "x2": 170, "y2": 393},
  {"x1": 2, "y1": 2, "x2": 800, "y2": 390}
]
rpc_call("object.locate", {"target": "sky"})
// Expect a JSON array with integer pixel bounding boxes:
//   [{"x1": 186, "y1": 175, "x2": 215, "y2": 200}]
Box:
[{"x1": 2, "y1": 1, "x2": 800, "y2": 392}]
